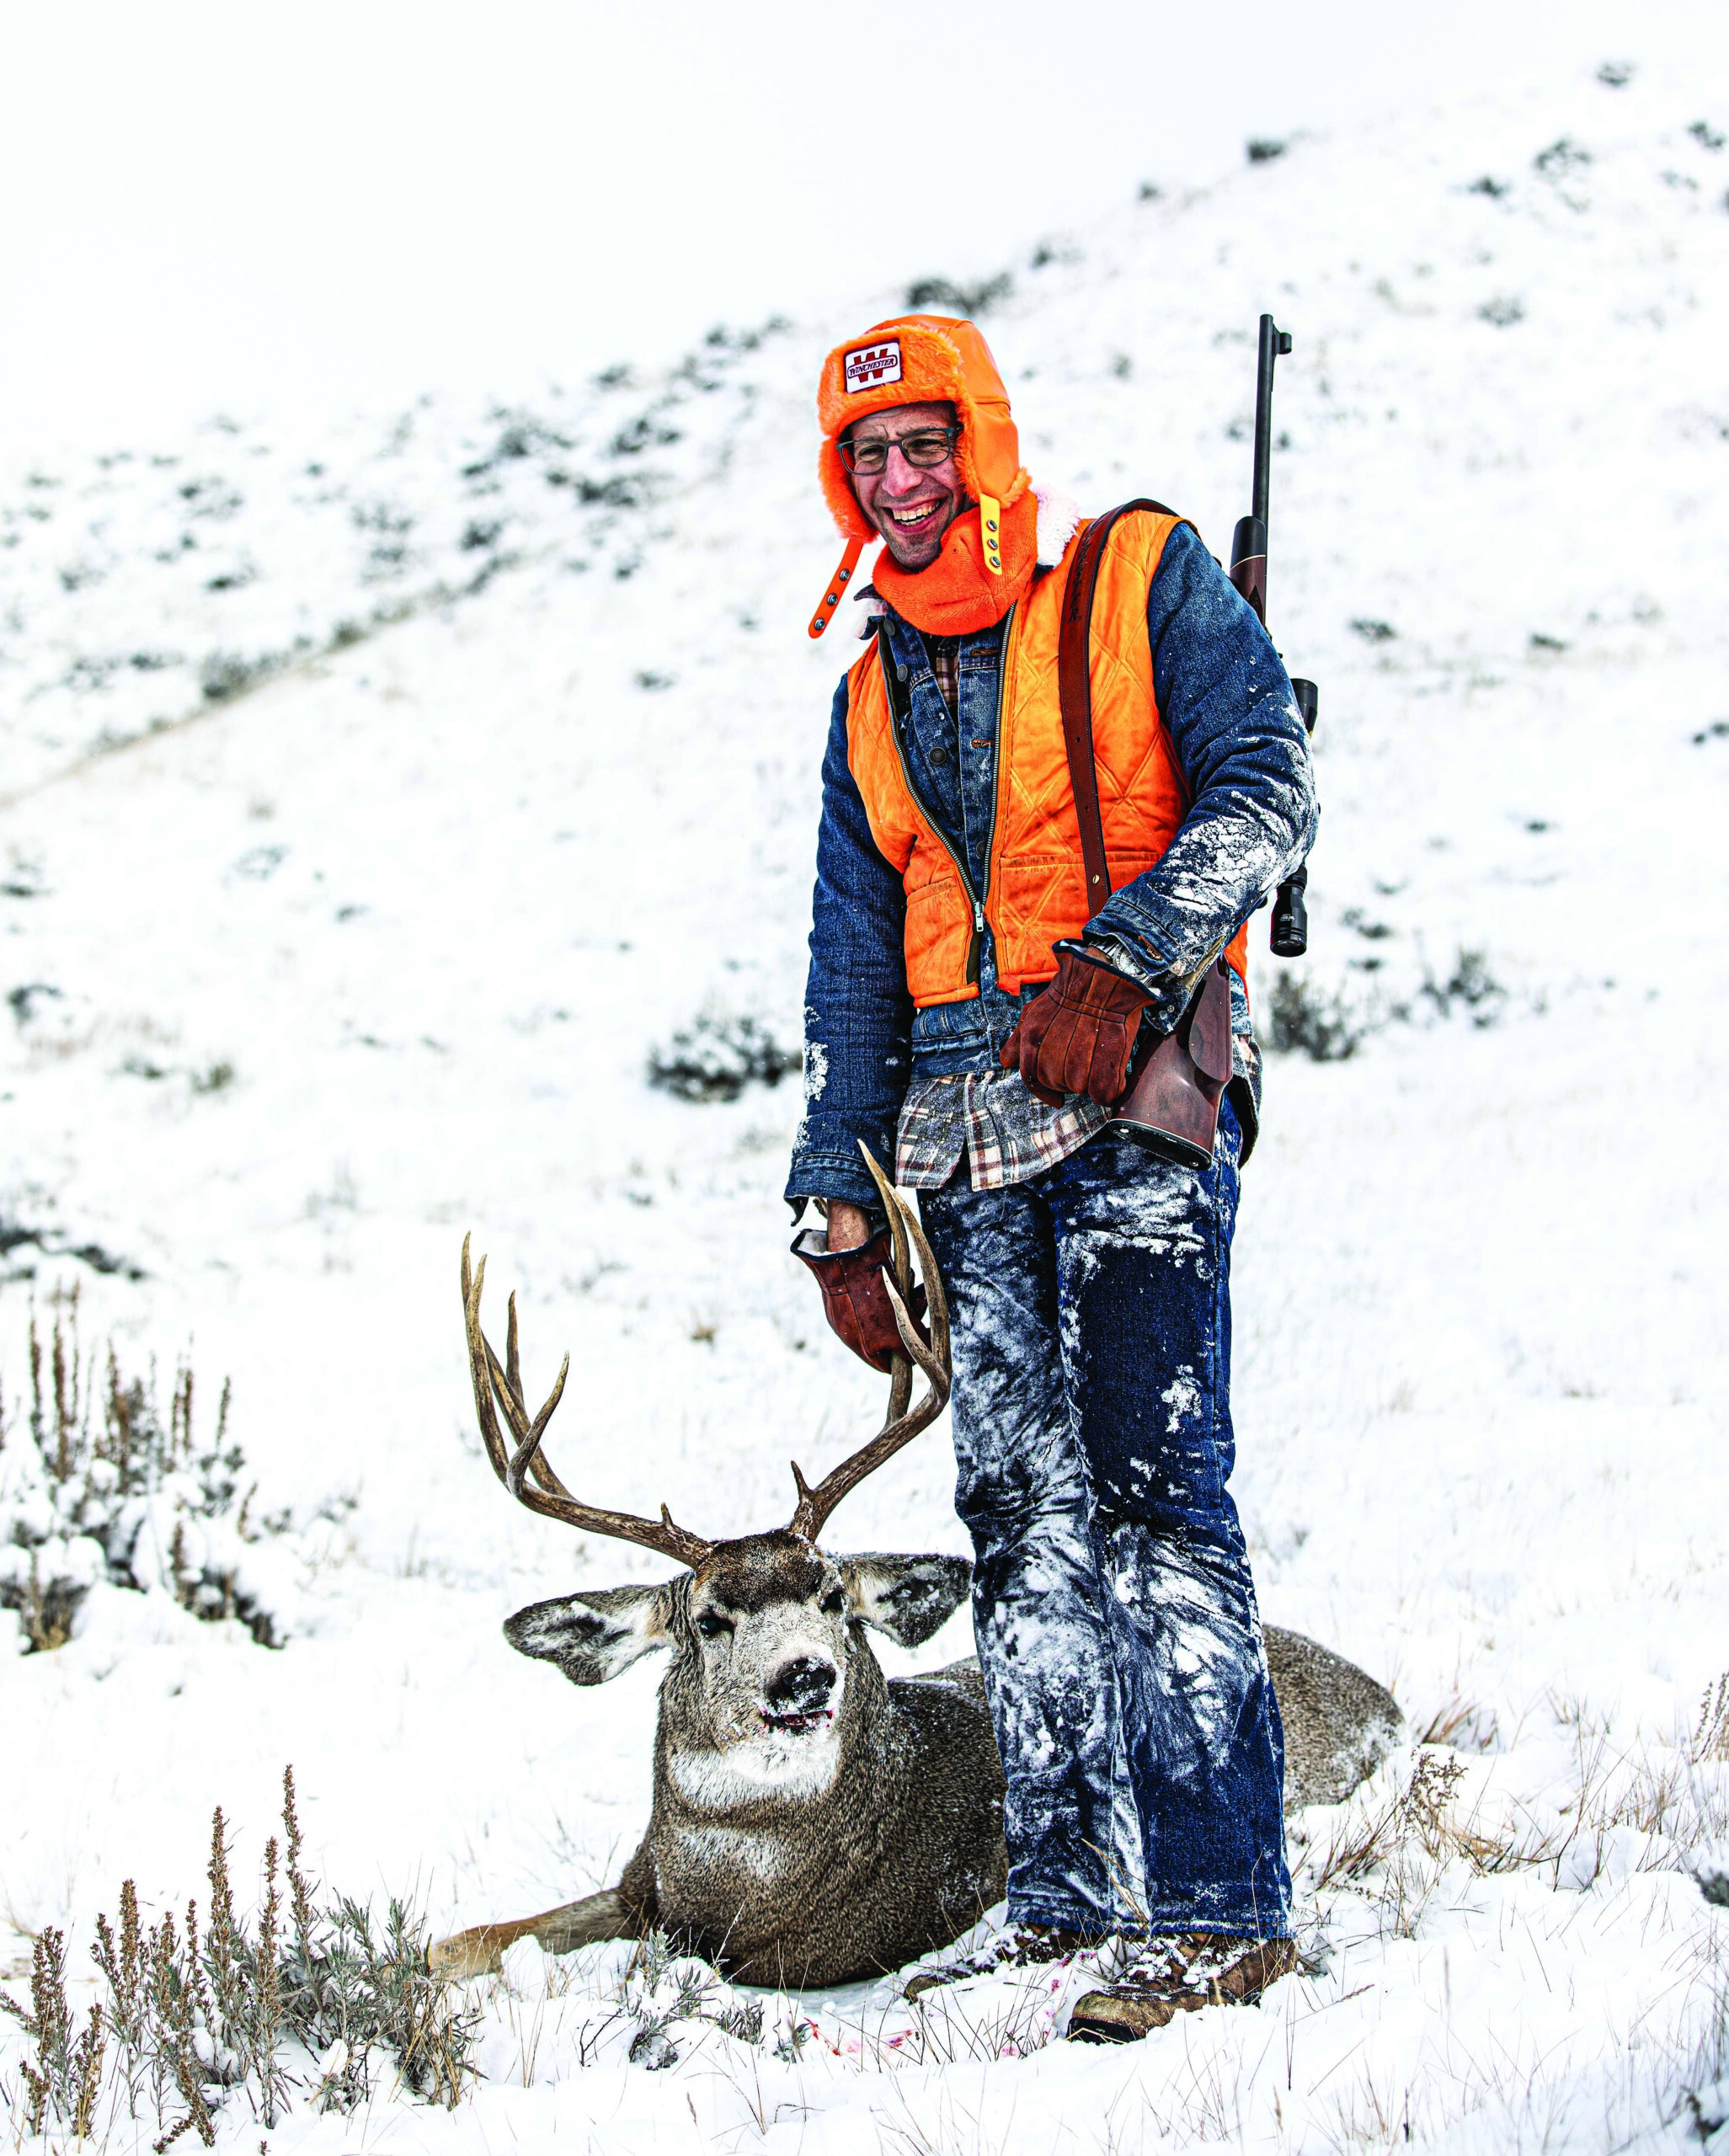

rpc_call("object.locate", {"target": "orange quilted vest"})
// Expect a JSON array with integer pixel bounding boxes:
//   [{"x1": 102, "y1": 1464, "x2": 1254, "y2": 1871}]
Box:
[{"x1": 844, "y1": 506, "x2": 1251, "y2": 1006}]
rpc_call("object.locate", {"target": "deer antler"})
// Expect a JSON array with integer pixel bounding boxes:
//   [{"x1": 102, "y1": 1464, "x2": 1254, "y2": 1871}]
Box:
[
  {"x1": 786, "y1": 1147, "x2": 953, "y2": 1546},
  {"x1": 461, "y1": 1235, "x2": 716, "y2": 1571}
]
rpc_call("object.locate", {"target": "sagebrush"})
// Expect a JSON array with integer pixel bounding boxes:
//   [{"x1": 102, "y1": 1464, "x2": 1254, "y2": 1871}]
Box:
[
  {"x1": 0, "y1": 1769, "x2": 479, "y2": 2146},
  {"x1": 647, "y1": 1008, "x2": 800, "y2": 1102},
  {"x1": 0, "y1": 1291, "x2": 291, "y2": 1651}
]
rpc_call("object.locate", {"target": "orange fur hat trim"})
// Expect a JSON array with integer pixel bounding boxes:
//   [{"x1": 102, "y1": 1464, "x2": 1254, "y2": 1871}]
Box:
[{"x1": 816, "y1": 314, "x2": 1031, "y2": 542}]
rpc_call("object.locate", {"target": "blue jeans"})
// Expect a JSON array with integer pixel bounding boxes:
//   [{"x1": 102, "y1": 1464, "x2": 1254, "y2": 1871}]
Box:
[{"x1": 920, "y1": 1100, "x2": 1290, "y2": 1940}]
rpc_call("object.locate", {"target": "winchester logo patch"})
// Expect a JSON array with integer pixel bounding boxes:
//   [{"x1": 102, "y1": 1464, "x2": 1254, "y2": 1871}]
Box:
[{"x1": 845, "y1": 340, "x2": 903, "y2": 392}]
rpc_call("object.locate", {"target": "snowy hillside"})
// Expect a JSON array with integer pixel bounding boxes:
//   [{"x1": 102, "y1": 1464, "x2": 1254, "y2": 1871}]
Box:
[{"x1": 3, "y1": 61, "x2": 1728, "y2": 2154}]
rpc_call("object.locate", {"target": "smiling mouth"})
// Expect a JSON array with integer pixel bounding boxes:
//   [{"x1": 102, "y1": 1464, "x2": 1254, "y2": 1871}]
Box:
[
  {"x1": 889, "y1": 502, "x2": 942, "y2": 527},
  {"x1": 760, "y1": 1708, "x2": 835, "y2": 1735}
]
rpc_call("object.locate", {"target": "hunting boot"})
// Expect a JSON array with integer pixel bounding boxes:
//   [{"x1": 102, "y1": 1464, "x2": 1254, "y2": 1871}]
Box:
[
  {"x1": 905, "y1": 1923, "x2": 1107, "y2": 2001},
  {"x1": 1066, "y1": 1931, "x2": 1298, "y2": 2043}
]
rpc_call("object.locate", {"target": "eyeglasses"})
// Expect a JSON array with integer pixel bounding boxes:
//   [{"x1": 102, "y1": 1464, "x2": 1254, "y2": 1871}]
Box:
[{"x1": 838, "y1": 426, "x2": 960, "y2": 476}]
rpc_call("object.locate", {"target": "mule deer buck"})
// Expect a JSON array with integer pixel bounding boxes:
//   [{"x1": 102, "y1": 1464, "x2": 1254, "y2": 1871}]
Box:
[{"x1": 431, "y1": 1156, "x2": 1401, "y2": 1990}]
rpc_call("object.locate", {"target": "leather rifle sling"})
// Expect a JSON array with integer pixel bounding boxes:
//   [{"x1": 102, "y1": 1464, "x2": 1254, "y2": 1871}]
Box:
[
  {"x1": 1056, "y1": 510, "x2": 1119, "y2": 909},
  {"x1": 1056, "y1": 501, "x2": 1229, "y2": 1170},
  {"x1": 1056, "y1": 499, "x2": 1178, "y2": 911}
]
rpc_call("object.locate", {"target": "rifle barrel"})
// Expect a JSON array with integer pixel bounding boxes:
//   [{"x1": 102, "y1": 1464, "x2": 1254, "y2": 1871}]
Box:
[
  {"x1": 1234, "y1": 313, "x2": 1314, "y2": 958},
  {"x1": 1229, "y1": 316, "x2": 1290, "y2": 625},
  {"x1": 1250, "y1": 313, "x2": 1287, "y2": 530}
]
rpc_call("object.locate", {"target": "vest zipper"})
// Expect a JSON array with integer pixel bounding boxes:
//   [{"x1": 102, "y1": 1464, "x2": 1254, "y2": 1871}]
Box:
[
  {"x1": 977, "y1": 604, "x2": 1015, "y2": 980},
  {"x1": 879, "y1": 622, "x2": 1013, "y2": 990}
]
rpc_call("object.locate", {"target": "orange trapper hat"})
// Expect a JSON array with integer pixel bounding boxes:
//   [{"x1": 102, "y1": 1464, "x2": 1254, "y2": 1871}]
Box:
[{"x1": 808, "y1": 315, "x2": 1031, "y2": 638}]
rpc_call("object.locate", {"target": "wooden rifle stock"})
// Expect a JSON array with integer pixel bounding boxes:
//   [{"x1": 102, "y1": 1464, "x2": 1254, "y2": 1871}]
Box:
[{"x1": 1114, "y1": 958, "x2": 1234, "y2": 1169}]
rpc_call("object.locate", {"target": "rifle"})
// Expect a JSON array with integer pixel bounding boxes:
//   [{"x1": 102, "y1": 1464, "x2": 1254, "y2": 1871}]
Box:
[
  {"x1": 1094, "y1": 316, "x2": 1317, "y2": 1166},
  {"x1": 1229, "y1": 314, "x2": 1319, "y2": 957}
]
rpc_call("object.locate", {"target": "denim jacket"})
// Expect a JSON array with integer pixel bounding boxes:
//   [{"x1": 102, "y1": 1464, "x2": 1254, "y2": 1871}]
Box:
[{"x1": 786, "y1": 520, "x2": 1317, "y2": 1214}]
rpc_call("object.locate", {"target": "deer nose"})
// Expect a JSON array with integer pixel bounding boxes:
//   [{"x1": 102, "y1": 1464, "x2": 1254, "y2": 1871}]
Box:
[{"x1": 766, "y1": 1657, "x2": 836, "y2": 1714}]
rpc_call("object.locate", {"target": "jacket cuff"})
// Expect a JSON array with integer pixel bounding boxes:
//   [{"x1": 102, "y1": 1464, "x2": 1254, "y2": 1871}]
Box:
[
  {"x1": 787, "y1": 1193, "x2": 892, "y2": 1234},
  {"x1": 1065, "y1": 931, "x2": 1192, "y2": 1032},
  {"x1": 782, "y1": 1146, "x2": 894, "y2": 1218}
]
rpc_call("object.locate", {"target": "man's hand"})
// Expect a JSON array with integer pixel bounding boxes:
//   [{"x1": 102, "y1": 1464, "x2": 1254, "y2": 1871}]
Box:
[
  {"x1": 824, "y1": 1201, "x2": 873, "y2": 1252},
  {"x1": 791, "y1": 1215, "x2": 930, "y2": 1373},
  {"x1": 999, "y1": 950, "x2": 1155, "y2": 1109}
]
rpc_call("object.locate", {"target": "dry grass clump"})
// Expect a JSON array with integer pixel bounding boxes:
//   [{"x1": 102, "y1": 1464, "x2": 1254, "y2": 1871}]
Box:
[
  {"x1": 1414, "y1": 1694, "x2": 1499, "y2": 1752},
  {"x1": 0, "y1": 1289, "x2": 289, "y2": 1651},
  {"x1": 0, "y1": 1768, "x2": 479, "y2": 2145},
  {"x1": 1694, "y1": 1674, "x2": 1729, "y2": 1765},
  {"x1": 1, "y1": 1927, "x2": 108, "y2": 2143},
  {"x1": 543, "y1": 1929, "x2": 793, "y2": 2077},
  {"x1": 1307, "y1": 1674, "x2": 1729, "y2": 1946}
]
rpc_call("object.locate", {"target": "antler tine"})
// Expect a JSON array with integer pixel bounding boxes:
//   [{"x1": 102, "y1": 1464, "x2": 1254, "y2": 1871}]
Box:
[
  {"x1": 480, "y1": 1295, "x2": 598, "y2": 1508},
  {"x1": 460, "y1": 1237, "x2": 715, "y2": 1571},
  {"x1": 467, "y1": 1253, "x2": 569, "y2": 1501},
  {"x1": 504, "y1": 1289, "x2": 524, "y2": 1420},
  {"x1": 786, "y1": 1150, "x2": 953, "y2": 1546},
  {"x1": 495, "y1": 1294, "x2": 571, "y2": 1499},
  {"x1": 862, "y1": 1142, "x2": 950, "y2": 1380},
  {"x1": 497, "y1": 1351, "x2": 572, "y2": 1502},
  {"x1": 878, "y1": 1172, "x2": 915, "y2": 1433},
  {"x1": 462, "y1": 1236, "x2": 514, "y2": 1486}
]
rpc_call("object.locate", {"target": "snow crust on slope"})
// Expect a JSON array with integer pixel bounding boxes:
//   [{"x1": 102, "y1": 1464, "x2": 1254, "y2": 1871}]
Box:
[{"x1": 3, "y1": 63, "x2": 1729, "y2": 2156}]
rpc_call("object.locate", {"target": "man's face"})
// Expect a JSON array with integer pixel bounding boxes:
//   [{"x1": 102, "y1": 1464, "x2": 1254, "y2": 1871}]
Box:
[{"x1": 843, "y1": 400, "x2": 965, "y2": 572}]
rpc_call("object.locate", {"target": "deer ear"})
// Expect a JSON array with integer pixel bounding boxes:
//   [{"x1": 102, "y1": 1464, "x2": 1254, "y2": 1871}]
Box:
[
  {"x1": 504, "y1": 1582, "x2": 678, "y2": 1685},
  {"x1": 839, "y1": 1554, "x2": 972, "y2": 1648}
]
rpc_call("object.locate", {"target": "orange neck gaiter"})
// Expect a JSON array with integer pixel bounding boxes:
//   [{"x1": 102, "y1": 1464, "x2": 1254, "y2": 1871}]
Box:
[{"x1": 872, "y1": 490, "x2": 1038, "y2": 636}]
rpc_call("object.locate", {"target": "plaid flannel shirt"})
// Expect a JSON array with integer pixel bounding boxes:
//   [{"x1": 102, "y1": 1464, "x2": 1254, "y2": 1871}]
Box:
[{"x1": 894, "y1": 1068, "x2": 1107, "y2": 1191}]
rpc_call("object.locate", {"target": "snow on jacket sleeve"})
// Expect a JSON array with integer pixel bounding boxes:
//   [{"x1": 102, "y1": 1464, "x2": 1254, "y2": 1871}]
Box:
[
  {"x1": 1077, "y1": 519, "x2": 1317, "y2": 1027},
  {"x1": 784, "y1": 674, "x2": 914, "y2": 1215}
]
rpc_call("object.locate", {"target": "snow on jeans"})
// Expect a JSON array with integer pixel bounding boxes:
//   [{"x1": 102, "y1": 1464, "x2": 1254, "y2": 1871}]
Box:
[{"x1": 919, "y1": 1098, "x2": 1291, "y2": 1940}]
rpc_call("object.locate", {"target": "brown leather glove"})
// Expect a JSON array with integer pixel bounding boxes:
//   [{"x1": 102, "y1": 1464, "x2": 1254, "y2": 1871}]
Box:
[
  {"x1": 791, "y1": 1225, "x2": 930, "y2": 1373},
  {"x1": 999, "y1": 949, "x2": 1155, "y2": 1108}
]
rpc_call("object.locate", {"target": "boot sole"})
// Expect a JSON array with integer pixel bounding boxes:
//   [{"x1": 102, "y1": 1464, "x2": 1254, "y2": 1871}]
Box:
[{"x1": 1067, "y1": 1991, "x2": 1184, "y2": 2043}]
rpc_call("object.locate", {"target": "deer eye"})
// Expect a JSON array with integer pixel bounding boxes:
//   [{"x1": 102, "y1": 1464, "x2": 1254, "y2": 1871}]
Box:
[
  {"x1": 820, "y1": 1588, "x2": 846, "y2": 1616},
  {"x1": 695, "y1": 1612, "x2": 733, "y2": 1641}
]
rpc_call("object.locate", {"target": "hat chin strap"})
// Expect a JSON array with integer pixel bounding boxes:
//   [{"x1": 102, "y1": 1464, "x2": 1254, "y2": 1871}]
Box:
[
  {"x1": 979, "y1": 495, "x2": 1003, "y2": 576},
  {"x1": 869, "y1": 490, "x2": 1038, "y2": 638},
  {"x1": 806, "y1": 485, "x2": 1022, "y2": 640},
  {"x1": 808, "y1": 537, "x2": 866, "y2": 640}
]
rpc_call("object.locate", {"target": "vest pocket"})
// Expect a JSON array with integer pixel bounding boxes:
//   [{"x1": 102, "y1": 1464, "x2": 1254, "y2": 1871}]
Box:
[
  {"x1": 995, "y1": 850, "x2": 1158, "y2": 929},
  {"x1": 903, "y1": 871, "x2": 976, "y2": 1002}
]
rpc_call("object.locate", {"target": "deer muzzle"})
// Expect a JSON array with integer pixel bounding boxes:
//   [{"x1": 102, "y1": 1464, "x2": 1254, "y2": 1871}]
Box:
[{"x1": 761, "y1": 1653, "x2": 838, "y2": 1732}]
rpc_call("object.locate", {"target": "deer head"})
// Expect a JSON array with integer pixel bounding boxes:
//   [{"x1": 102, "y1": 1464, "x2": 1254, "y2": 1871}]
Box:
[{"x1": 461, "y1": 1152, "x2": 967, "y2": 1792}]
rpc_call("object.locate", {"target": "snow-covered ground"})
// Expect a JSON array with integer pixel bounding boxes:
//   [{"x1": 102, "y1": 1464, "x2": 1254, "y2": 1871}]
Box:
[{"x1": 3, "y1": 61, "x2": 1728, "y2": 2156}]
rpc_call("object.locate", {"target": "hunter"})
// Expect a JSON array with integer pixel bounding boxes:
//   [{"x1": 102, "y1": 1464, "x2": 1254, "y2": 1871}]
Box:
[{"x1": 787, "y1": 315, "x2": 1317, "y2": 2041}]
